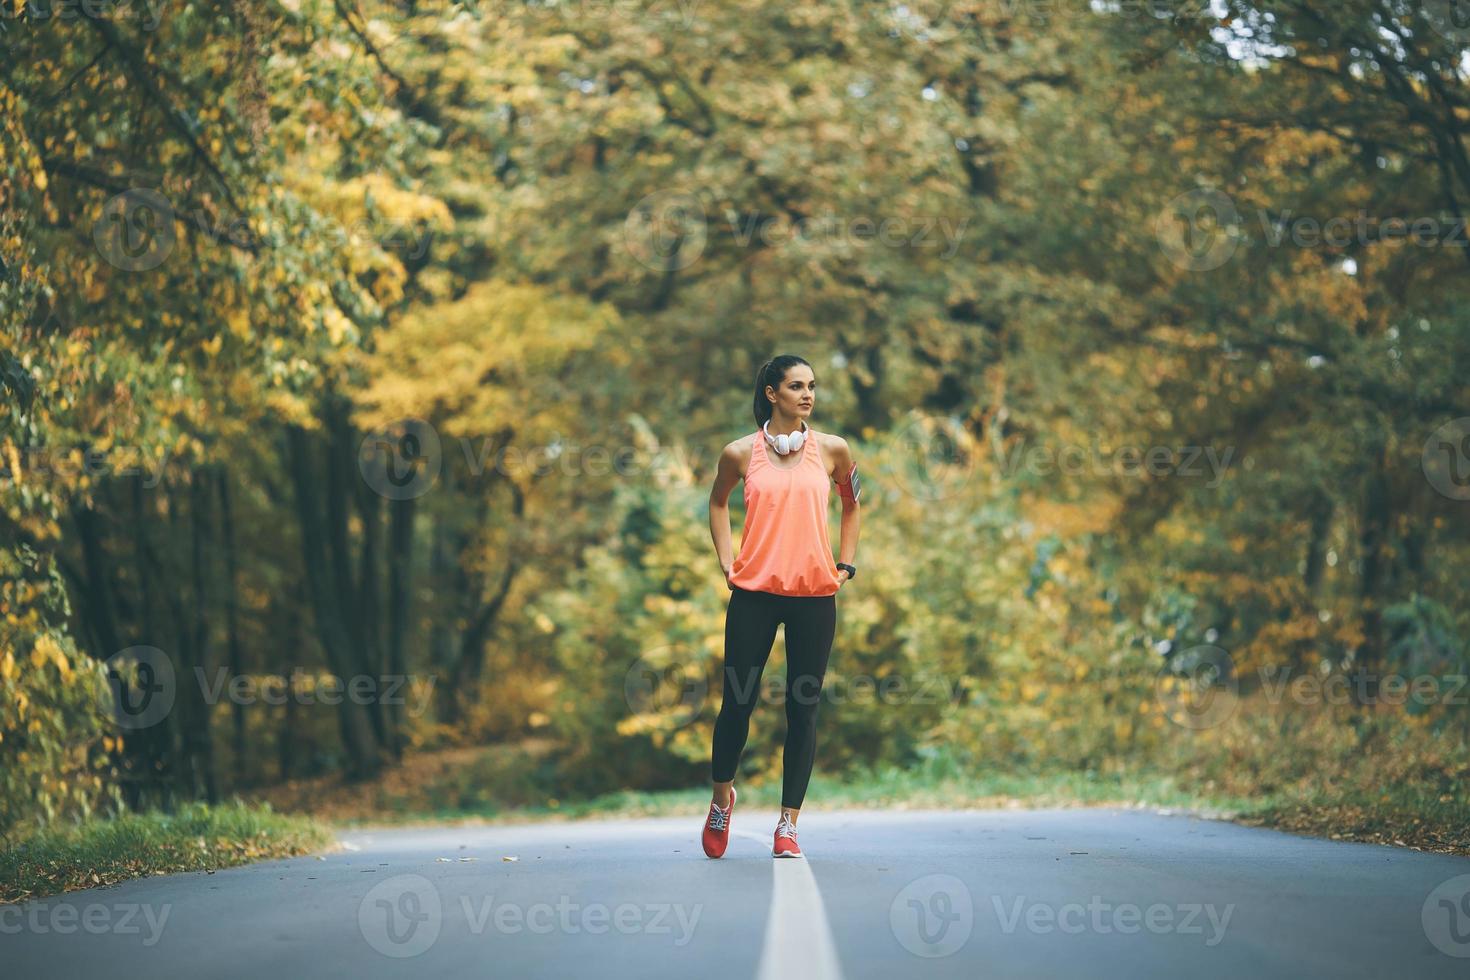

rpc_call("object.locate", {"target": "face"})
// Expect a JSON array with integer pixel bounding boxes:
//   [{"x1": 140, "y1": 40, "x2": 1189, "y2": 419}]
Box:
[{"x1": 766, "y1": 363, "x2": 816, "y2": 422}]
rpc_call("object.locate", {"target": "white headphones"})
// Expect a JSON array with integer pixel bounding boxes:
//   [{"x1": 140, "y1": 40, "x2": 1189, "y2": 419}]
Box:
[{"x1": 762, "y1": 418, "x2": 808, "y2": 456}]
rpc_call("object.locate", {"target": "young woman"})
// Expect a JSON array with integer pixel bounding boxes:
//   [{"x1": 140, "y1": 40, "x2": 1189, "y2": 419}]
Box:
[{"x1": 702, "y1": 354, "x2": 863, "y2": 859}]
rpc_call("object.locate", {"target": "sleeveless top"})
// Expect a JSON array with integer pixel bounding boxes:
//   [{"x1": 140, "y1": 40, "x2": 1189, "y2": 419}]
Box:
[{"x1": 727, "y1": 427, "x2": 843, "y2": 597}]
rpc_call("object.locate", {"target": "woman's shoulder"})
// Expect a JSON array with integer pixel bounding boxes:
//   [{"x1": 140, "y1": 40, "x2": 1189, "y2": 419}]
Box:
[
  {"x1": 719, "y1": 431, "x2": 760, "y2": 473},
  {"x1": 811, "y1": 429, "x2": 854, "y2": 478},
  {"x1": 812, "y1": 427, "x2": 847, "y2": 450},
  {"x1": 723, "y1": 430, "x2": 760, "y2": 454}
]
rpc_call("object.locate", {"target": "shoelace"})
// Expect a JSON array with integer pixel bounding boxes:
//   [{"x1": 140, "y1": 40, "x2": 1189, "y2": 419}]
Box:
[
  {"x1": 707, "y1": 802, "x2": 729, "y2": 832},
  {"x1": 775, "y1": 816, "x2": 798, "y2": 840}
]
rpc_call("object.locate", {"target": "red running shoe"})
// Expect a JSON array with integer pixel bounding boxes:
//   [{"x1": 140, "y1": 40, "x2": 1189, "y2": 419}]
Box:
[
  {"x1": 772, "y1": 812, "x2": 802, "y2": 858},
  {"x1": 702, "y1": 787, "x2": 736, "y2": 858}
]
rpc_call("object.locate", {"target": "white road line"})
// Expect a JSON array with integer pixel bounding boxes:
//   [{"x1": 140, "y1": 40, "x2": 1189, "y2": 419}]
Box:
[{"x1": 733, "y1": 830, "x2": 845, "y2": 980}]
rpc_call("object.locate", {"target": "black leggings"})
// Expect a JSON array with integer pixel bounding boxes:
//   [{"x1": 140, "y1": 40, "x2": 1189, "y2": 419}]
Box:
[{"x1": 710, "y1": 585, "x2": 836, "y2": 810}]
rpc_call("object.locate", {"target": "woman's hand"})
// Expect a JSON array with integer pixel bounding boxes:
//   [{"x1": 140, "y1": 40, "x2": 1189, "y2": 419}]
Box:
[
  {"x1": 836, "y1": 568, "x2": 850, "y2": 588},
  {"x1": 723, "y1": 562, "x2": 735, "y2": 590}
]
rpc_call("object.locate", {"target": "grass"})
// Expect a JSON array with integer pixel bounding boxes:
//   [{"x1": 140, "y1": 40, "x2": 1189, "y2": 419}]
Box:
[
  {"x1": 1233, "y1": 782, "x2": 1470, "y2": 853},
  {"x1": 13, "y1": 714, "x2": 1461, "y2": 906},
  {"x1": 0, "y1": 801, "x2": 334, "y2": 904},
  {"x1": 245, "y1": 739, "x2": 1470, "y2": 857},
  {"x1": 311, "y1": 762, "x2": 1269, "y2": 830},
  {"x1": 238, "y1": 742, "x2": 1285, "y2": 830},
  {"x1": 6, "y1": 748, "x2": 1464, "y2": 906}
]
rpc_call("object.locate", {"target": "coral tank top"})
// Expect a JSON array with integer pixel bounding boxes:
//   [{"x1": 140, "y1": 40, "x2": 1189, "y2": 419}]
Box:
[{"x1": 728, "y1": 427, "x2": 843, "y2": 597}]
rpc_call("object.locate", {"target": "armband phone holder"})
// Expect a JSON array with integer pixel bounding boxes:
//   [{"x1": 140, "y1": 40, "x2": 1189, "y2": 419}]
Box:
[{"x1": 837, "y1": 462, "x2": 861, "y2": 503}]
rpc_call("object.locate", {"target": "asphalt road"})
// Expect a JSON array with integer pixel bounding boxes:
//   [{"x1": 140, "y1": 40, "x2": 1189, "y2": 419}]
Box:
[{"x1": 5, "y1": 806, "x2": 1470, "y2": 979}]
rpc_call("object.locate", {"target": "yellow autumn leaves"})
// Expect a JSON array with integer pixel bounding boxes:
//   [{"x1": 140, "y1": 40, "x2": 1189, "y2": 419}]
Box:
[{"x1": 3, "y1": 635, "x2": 79, "y2": 725}]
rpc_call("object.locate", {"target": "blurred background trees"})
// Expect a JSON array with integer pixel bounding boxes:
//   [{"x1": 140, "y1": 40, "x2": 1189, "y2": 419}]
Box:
[{"x1": 1, "y1": 0, "x2": 1466, "y2": 834}]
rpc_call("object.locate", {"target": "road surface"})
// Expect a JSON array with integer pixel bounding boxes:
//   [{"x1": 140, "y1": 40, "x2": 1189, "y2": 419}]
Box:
[{"x1": 5, "y1": 806, "x2": 1470, "y2": 979}]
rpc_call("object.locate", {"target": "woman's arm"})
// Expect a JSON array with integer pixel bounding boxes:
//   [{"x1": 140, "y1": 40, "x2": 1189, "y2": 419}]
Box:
[
  {"x1": 828, "y1": 437, "x2": 862, "y2": 583},
  {"x1": 709, "y1": 441, "x2": 744, "y2": 587}
]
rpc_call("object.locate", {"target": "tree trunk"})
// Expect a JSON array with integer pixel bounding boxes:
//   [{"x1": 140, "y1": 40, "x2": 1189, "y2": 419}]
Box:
[
  {"x1": 1296, "y1": 488, "x2": 1334, "y2": 669},
  {"x1": 72, "y1": 499, "x2": 123, "y2": 656},
  {"x1": 1353, "y1": 449, "x2": 1391, "y2": 706},
  {"x1": 386, "y1": 494, "x2": 415, "y2": 759},
  {"x1": 188, "y1": 466, "x2": 219, "y2": 803},
  {"x1": 284, "y1": 423, "x2": 382, "y2": 779},
  {"x1": 325, "y1": 394, "x2": 387, "y2": 748},
  {"x1": 354, "y1": 459, "x2": 391, "y2": 751},
  {"x1": 429, "y1": 495, "x2": 457, "y2": 725},
  {"x1": 278, "y1": 597, "x2": 301, "y2": 783},
  {"x1": 452, "y1": 482, "x2": 525, "y2": 696},
  {"x1": 127, "y1": 478, "x2": 177, "y2": 809},
  {"x1": 216, "y1": 467, "x2": 248, "y2": 789},
  {"x1": 76, "y1": 491, "x2": 163, "y2": 808}
]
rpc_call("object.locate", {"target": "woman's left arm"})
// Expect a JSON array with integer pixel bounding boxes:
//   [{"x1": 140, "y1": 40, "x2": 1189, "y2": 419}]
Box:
[{"x1": 829, "y1": 436, "x2": 862, "y2": 583}]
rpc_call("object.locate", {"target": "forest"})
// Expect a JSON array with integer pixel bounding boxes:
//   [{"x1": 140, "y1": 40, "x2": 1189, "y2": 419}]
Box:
[{"x1": 2, "y1": 1, "x2": 1467, "y2": 849}]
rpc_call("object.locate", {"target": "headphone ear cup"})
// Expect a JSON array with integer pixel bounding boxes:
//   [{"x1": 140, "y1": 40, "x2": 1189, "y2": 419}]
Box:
[{"x1": 763, "y1": 420, "x2": 806, "y2": 455}]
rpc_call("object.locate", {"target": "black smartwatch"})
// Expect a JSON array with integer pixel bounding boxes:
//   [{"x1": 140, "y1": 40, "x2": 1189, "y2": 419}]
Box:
[{"x1": 836, "y1": 562, "x2": 857, "y2": 580}]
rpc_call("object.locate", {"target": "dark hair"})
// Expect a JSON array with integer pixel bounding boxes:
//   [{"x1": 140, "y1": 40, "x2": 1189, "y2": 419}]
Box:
[{"x1": 752, "y1": 354, "x2": 812, "y2": 428}]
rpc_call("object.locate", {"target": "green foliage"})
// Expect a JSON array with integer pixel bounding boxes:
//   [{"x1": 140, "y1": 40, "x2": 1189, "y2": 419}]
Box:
[
  {"x1": 1385, "y1": 594, "x2": 1465, "y2": 674},
  {"x1": 0, "y1": 800, "x2": 330, "y2": 902},
  {"x1": 1, "y1": 0, "x2": 1467, "y2": 852},
  {"x1": 0, "y1": 551, "x2": 117, "y2": 840}
]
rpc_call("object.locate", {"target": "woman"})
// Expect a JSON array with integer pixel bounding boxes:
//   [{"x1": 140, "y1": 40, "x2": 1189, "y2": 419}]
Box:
[{"x1": 702, "y1": 354, "x2": 863, "y2": 859}]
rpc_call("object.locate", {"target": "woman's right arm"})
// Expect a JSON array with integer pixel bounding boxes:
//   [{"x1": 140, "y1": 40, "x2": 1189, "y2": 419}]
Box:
[{"x1": 709, "y1": 442, "x2": 743, "y2": 588}]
